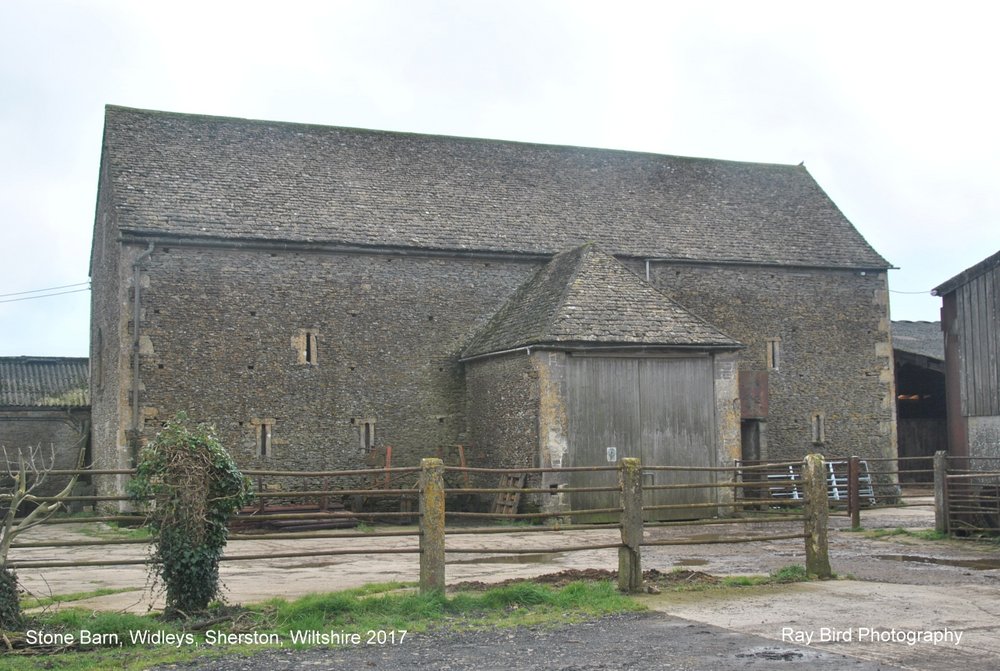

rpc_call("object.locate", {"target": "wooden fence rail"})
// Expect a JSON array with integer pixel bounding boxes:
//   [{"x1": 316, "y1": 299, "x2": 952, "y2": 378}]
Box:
[{"x1": 6, "y1": 456, "x2": 836, "y2": 593}]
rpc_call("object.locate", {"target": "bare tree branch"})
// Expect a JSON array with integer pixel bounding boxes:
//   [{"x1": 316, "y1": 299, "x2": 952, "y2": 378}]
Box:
[{"x1": 1, "y1": 432, "x2": 88, "y2": 569}]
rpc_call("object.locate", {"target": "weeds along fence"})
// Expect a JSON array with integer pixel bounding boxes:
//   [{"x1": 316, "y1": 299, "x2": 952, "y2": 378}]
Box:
[
  {"x1": 6, "y1": 457, "x2": 835, "y2": 595},
  {"x1": 938, "y1": 455, "x2": 1000, "y2": 536}
]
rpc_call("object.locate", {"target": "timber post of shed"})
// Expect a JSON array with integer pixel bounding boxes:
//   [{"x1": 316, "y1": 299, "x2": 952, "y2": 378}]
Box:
[
  {"x1": 847, "y1": 455, "x2": 861, "y2": 530},
  {"x1": 934, "y1": 450, "x2": 949, "y2": 534}
]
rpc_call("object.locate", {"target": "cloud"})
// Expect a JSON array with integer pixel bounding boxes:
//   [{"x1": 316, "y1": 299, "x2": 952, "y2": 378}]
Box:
[{"x1": 1, "y1": 0, "x2": 999, "y2": 354}]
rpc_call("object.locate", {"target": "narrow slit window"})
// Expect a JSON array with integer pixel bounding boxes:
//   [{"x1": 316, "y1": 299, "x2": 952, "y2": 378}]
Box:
[
  {"x1": 811, "y1": 413, "x2": 825, "y2": 445},
  {"x1": 258, "y1": 422, "x2": 272, "y2": 457},
  {"x1": 766, "y1": 338, "x2": 781, "y2": 370},
  {"x1": 296, "y1": 330, "x2": 320, "y2": 365},
  {"x1": 305, "y1": 332, "x2": 317, "y2": 364},
  {"x1": 354, "y1": 418, "x2": 376, "y2": 453}
]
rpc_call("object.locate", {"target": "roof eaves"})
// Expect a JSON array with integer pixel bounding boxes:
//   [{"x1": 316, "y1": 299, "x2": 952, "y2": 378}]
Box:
[{"x1": 932, "y1": 249, "x2": 1000, "y2": 296}]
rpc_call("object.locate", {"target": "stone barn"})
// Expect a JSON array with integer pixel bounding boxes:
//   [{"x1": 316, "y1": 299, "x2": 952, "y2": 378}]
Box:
[{"x1": 89, "y1": 106, "x2": 895, "y2": 511}]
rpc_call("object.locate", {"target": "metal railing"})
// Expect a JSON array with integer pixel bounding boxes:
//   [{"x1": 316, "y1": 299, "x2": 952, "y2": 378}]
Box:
[
  {"x1": 736, "y1": 454, "x2": 938, "y2": 530},
  {"x1": 939, "y1": 455, "x2": 1000, "y2": 536}
]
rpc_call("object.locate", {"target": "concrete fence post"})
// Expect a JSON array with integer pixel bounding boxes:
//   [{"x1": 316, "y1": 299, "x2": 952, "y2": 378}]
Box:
[
  {"x1": 934, "y1": 451, "x2": 949, "y2": 535},
  {"x1": 847, "y1": 455, "x2": 861, "y2": 530},
  {"x1": 802, "y1": 454, "x2": 832, "y2": 579},
  {"x1": 618, "y1": 458, "x2": 643, "y2": 593},
  {"x1": 419, "y1": 457, "x2": 446, "y2": 593}
]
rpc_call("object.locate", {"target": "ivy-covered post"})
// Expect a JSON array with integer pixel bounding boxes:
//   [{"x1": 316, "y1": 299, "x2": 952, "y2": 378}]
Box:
[
  {"x1": 802, "y1": 453, "x2": 832, "y2": 579},
  {"x1": 128, "y1": 415, "x2": 252, "y2": 618},
  {"x1": 618, "y1": 458, "x2": 643, "y2": 593},
  {"x1": 419, "y1": 457, "x2": 446, "y2": 593}
]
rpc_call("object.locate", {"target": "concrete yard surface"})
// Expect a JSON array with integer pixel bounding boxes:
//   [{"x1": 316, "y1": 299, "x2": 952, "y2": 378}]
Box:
[{"x1": 10, "y1": 503, "x2": 1000, "y2": 670}]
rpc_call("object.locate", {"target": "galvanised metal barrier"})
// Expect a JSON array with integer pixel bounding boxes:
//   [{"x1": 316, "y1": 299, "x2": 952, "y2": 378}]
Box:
[
  {"x1": 938, "y1": 455, "x2": 1000, "y2": 537},
  {"x1": 737, "y1": 454, "x2": 937, "y2": 530}
]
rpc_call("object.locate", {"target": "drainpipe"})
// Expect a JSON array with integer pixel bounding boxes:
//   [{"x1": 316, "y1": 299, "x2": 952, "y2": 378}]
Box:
[{"x1": 129, "y1": 242, "x2": 155, "y2": 461}]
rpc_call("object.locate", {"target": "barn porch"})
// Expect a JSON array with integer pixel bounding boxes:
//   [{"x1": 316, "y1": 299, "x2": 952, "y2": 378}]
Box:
[{"x1": 461, "y1": 244, "x2": 742, "y2": 520}]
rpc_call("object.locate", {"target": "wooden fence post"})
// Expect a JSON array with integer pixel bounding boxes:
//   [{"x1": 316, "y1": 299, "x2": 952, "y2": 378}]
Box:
[
  {"x1": 934, "y1": 450, "x2": 949, "y2": 535},
  {"x1": 618, "y1": 458, "x2": 643, "y2": 593},
  {"x1": 419, "y1": 457, "x2": 446, "y2": 593},
  {"x1": 802, "y1": 454, "x2": 832, "y2": 578},
  {"x1": 847, "y1": 455, "x2": 861, "y2": 530}
]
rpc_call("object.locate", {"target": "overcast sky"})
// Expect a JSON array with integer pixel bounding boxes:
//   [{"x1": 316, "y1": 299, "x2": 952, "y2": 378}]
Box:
[{"x1": 1, "y1": 0, "x2": 998, "y2": 357}]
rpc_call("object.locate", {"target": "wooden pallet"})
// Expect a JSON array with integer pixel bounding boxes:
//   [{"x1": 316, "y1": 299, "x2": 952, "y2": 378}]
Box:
[
  {"x1": 230, "y1": 503, "x2": 359, "y2": 531},
  {"x1": 491, "y1": 473, "x2": 527, "y2": 515}
]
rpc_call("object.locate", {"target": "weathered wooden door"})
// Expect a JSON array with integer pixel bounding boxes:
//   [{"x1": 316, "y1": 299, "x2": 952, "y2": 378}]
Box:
[{"x1": 567, "y1": 355, "x2": 716, "y2": 521}]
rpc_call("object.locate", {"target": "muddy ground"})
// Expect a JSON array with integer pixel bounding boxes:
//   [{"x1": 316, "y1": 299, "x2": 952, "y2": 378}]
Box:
[{"x1": 10, "y1": 500, "x2": 1000, "y2": 670}]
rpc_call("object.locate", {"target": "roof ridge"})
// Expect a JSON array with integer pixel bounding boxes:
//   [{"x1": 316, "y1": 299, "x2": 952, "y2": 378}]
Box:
[
  {"x1": 933, "y1": 249, "x2": 1000, "y2": 296},
  {"x1": 100, "y1": 107, "x2": 891, "y2": 269},
  {"x1": 462, "y1": 245, "x2": 741, "y2": 359},
  {"x1": 104, "y1": 105, "x2": 813, "y2": 171},
  {"x1": 541, "y1": 243, "x2": 594, "y2": 338},
  {"x1": 564, "y1": 246, "x2": 737, "y2": 343}
]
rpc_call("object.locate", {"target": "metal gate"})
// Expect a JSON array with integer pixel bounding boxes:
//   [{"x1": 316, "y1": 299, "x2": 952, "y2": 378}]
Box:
[{"x1": 567, "y1": 355, "x2": 716, "y2": 521}]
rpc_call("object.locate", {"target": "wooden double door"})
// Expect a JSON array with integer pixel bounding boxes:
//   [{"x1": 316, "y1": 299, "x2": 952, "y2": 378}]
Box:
[{"x1": 566, "y1": 355, "x2": 716, "y2": 521}]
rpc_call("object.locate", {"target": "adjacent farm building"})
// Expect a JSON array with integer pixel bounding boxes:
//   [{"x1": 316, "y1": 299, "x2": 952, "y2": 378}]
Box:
[
  {"x1": 89, "y1": 106, "x2": 895, "y2": 511},
  {"x1": 0, "y1": 356, "x2": 90, "y2": 497},
  {"x1": 934, "y1": 250, "x2": 1000, "y2": 465},
  {"x1": 891, "y1": 321, "x2": 946, "y2": 480}
]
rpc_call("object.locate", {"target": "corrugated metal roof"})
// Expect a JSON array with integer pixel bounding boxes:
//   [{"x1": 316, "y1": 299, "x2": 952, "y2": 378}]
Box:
[
  {"x1": 891, "y1": 321, "x2": 944, "y2": 361},
  {"x1": 0, "y1": 357, "x2": 89, "y2": 407},
  {"x1": 100, "y1": 106, "x2": 891, "y2": 270}
]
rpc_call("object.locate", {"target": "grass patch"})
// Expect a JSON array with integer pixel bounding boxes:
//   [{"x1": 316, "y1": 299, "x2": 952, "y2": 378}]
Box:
[
  {"x1": 493, "y1": 519, "x2": 537, "y2": 528},
  {"x1": 769, "y1": 564, "x2": 809, "y2": 583},
  {"x1": 4, "y1": 580, "x2": 641, "y2": 670},
  {"x1": 651, "y1": 565, "x2": 811, "y2": 592},
  {"x1": 21, "y1": 587, "x2": 141, "y2": 610},
  {"x1": 74, "y1": 521, "x2": 153, "y2": 541},
  {"x1": 865, "y1": 527, "x2": 947, "y2": 541}
]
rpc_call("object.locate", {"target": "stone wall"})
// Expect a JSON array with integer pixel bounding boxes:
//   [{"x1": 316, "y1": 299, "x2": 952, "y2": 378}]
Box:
[
  {"x1": 464, "y1": 351, "x2": 539, "y2": 471},
  {"x1": 91, "y1": 240, "x2": 895, "y2": 499},
  {"x1": 118, "y1": 243, "x2": 536, "y2": 483},
  {"x1": 642, "y1": 261, "x2": 895, "y2": 463},
  {"x1": 0, "y1": 409, "x2": 89, "y2": 497},
  {"x1": 89, "y1": 160, "x2": 134, "y2": 504},
  {"x1": 969, "y1": 417, "x2": 1000, "y2": 465}
]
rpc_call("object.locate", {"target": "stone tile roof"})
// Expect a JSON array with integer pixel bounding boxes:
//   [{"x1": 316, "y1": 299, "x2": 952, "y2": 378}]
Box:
[
  {"x1": 461, "y1": 244, "x2": 741, "y2": 358},
  {"x1": 933, "y1": 249, "x2": 1000, "y2": 296},
  {"x1": 100, "y1": 106, "x2": 890, "y2": 269},
  {"x1": 891, "y1": 321, "x2": 944, "y2": 361},
  {"x1": 0, "y1": 357, "x2": 89, "y2": 408}
]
